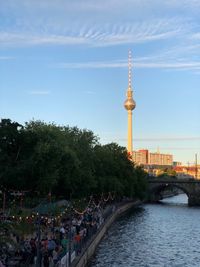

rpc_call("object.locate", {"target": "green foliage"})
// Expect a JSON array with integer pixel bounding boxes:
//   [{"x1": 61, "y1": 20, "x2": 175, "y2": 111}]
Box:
[
  {"x1": 0, "y1": 119, "x2": 23, "y2": 189},
  {"x1": 0, "y1": 118, "x2": 148, "y2": 200},
  {"x1": 157, "y1": 167, "x2": 177, "y2": 178}
]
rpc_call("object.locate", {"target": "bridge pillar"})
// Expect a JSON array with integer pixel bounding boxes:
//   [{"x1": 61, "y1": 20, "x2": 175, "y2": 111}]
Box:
[{"x1": 188, "y1": 195, "x2": 200, "y2": 206}]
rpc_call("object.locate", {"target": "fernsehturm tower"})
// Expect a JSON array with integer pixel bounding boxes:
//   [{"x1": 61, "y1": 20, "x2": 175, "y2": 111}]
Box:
[{"x1": 124, "y1": 51, "x2": 136, "y2": 158}]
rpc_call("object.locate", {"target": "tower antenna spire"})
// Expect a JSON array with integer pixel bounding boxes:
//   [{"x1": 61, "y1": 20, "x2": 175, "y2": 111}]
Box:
[{"x1": 128, "y1": 50, "x2": 132, "y2": 89}]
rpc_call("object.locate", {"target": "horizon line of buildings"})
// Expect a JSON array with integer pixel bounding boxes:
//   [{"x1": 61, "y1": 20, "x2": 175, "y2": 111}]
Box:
[{"x1": 132, "y1": 149, "x2": 200, "y2": 179}]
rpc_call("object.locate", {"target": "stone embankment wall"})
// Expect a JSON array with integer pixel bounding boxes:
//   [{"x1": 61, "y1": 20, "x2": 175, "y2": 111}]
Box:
[{"x1": 72, "y1": 200, "x2": 141, "y2": 267}]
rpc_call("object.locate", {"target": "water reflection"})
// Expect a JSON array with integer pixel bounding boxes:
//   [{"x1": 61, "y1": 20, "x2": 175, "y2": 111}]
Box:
[
  {"x1": 160, "y1": 193, "x2": 188, "y2": 205},
  {"x1": 89, "y1": 194, "x2": 200, "y2": 267}
]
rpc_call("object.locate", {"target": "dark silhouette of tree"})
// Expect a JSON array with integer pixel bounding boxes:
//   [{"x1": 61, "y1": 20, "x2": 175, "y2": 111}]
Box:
[{"x1": 0, "y1": 118, "x2": 148, "y2": 200}]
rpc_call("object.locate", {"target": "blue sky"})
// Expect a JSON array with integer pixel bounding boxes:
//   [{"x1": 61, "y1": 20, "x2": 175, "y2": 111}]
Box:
[{"x1": 0, "y1": 0, "x2": 200, "y2": 165}]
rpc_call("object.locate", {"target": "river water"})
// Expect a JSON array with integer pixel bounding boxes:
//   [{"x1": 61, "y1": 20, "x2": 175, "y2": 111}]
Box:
[{"x1": 89, "y1": 194, "x2": 200, "y2": 267}]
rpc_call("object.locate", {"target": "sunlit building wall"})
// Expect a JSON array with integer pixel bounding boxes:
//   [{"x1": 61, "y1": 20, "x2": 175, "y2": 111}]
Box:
[
  {"x1": 174, "y1": 166, "x2": 200, "y2": 179},
  {"x1": 132, "y1": 150, "x2": 148, "y2": 165},
  {"x1": 149, "y1": 152, "x2": 173, "y2": 166},
  {"x1": 132, "y1": 149, "x2": 173, "y2": 166}
]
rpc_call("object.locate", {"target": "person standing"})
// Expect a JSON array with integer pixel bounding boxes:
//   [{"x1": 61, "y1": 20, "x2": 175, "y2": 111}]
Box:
[{"x1": 43, "y1": 250, "x2": 49, "y2": 267}]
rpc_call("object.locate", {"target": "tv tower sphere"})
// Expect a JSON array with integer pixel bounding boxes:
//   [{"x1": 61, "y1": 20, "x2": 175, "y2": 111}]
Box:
[{"x1": 124, "y1": 95, "x2": 136, "y2": 110}]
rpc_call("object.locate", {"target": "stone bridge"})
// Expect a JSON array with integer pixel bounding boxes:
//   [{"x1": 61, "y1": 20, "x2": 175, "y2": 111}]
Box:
[{"x1": 148, "y1": 177, "x2": 200, "y2": 206}]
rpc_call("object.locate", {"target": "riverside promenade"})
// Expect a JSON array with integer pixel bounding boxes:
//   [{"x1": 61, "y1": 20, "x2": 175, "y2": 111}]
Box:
[
  {"x1": 0, "y1": 199, "x2": 141, "y2": 267},
  {"x1": 71, "y1": 200, "x2": 142, "y2": 267}
]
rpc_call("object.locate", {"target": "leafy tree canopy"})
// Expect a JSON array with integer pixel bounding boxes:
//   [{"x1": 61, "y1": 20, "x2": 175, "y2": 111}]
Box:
[{"x1": 0, "y1": 118, "x2": 148, "y2": 200}]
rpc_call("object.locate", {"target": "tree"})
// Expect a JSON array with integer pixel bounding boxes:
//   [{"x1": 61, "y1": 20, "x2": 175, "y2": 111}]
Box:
[
  {"x1": 62, "y1": 127, "x2": 98, "y2": 197},
  {"x1": 0, "y1": 118, "x2": 148, "y2": 200},
  {"x1": 23, "y1": 120, "x2": 68, "y2": 194},
  {"x1": 0, "y1": 119, "x2": 23, "y2": 189},
  {"x1": 93, "y1": 143, "x2": 142, "y2": 197}
]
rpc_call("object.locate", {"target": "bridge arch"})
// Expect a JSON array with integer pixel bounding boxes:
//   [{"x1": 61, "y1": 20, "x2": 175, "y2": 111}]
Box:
[
  {"x1": 148, "y1": 183, "x2": 191, "y2": 203},
  {"x1": 148, "y1": 178, "x2": 200, "y2": 206},
  {"x1": 152, "y1": 183, "x2": 190, "y2": 198}
]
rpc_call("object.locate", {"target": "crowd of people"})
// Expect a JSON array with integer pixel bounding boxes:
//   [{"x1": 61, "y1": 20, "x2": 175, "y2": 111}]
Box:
[{"x1": 0, "y1": 198, "x2": 114, "y2": 267}]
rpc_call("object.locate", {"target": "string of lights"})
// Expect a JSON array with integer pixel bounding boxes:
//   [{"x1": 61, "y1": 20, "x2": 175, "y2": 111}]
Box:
[{"x1": 0, "y1": 192, "x2": 116, "y2": 224}]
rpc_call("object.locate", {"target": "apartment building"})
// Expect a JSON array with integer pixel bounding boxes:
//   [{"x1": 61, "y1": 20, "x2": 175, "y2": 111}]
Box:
[{"x1": 132, "y1": 149, "x2": 173, "y2": 166}]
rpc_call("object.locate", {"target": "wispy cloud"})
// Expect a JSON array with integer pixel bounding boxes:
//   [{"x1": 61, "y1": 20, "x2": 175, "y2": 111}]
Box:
[
  {"x1": 0, "y1": 32, "x2": 87, "y2": 47},
  {"x1": 1, "y1": 0, "x2": 200, "y2": 74},
  {"x1": 28, "y1": 91, "x2": 50, "y2": 95},
  {"x1": 167, "y1": 0, "x2": 200, "y2": 8},
  {"x1": 0, "y1": 56, "x2": 14, "y2": 60},
  {"x1": 53, "y1": 58, "x2": 200, "y2": 72},
  {"x1": 2, "y1": 0, "x2": 200, "y2": 14},
  {"x1": 93, "y1": 30, "x2": 179, "y2": 47},
  {"x1": 134, "y1": 137, "x2": 200, "y2": 142},
  {"x1": 0, "y1": 28, "x2": 179, "y2": 47},
  {"x1": 135, "y1": 61, "x2": 200, "y2": 70},
  {"x1": 0, "y1": 15, "x2": 188, "y2": 47},
  {"x1": 53, "y1": 60, "x2": 126, "y2": 69},
  {"x1": 191, "y1": 33, "x2": 200, "y2": 40},
  {"x1": 137, "y1": 147, "x2": 200, "y2": 151},
  {"x1": 102, "y1": 136, "x2": 200, "y2": 142}
]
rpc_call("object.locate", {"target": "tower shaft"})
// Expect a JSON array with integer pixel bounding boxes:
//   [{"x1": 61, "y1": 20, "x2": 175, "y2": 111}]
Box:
[{"x1": 127, "y1": 110, "x2": 133, "y2": 154}]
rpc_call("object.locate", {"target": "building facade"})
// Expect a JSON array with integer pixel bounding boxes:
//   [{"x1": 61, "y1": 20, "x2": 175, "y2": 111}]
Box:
[
  {"x1": 174, "y1": 165, "x2": 200, "y2": 179},
  {"x1": 132, "y1": 149, "x2": 173, "y2": 166}
]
